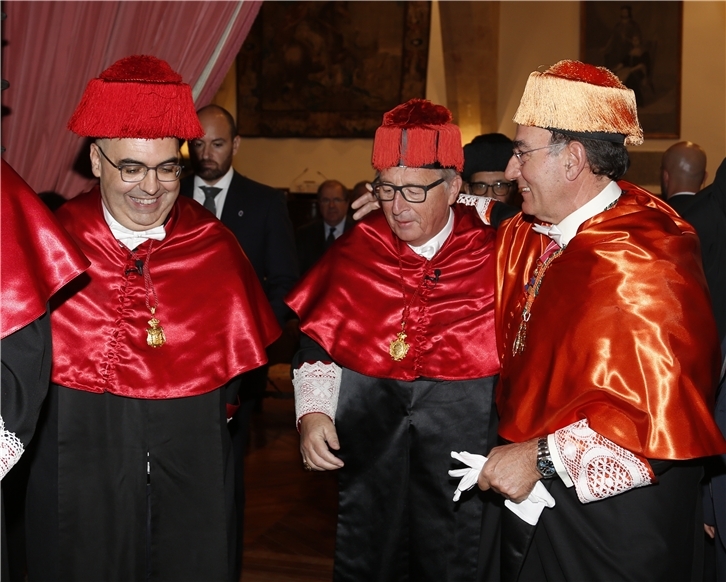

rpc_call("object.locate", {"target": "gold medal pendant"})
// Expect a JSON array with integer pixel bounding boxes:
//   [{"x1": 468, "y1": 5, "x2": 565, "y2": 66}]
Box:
[
  {"x1": 389, "y1": 328, "x2": 410, "y2": 361},
  {"x1": 146, "y1": 307, "x2": 166, "y2": 348}
]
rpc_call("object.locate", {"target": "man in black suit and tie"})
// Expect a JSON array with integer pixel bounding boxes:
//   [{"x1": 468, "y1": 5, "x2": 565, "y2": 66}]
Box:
[
  {"x1": 669, "y1": 155, "x2": 726, "y2": 580},
  {"x1": 180, "y1": 104, "x2": 299, "y2": 580},
  {"x1": 295, "y1": 179, "x2": 355, "y2": 274}
]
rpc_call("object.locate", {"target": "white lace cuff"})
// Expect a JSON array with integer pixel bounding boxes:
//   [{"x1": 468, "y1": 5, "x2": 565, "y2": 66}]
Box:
[
  {"x1": 552, "y1": 419, "x2": 654, "y2": 503},
  {"x1": 0, "y1": 416, "x2": 25, "y2": 480},
  {"x1": 456, "y1": 193, "x2": 494, "y2": 225},
  {"x1": 292, "y1": 361, "x2": 342, "y2": 429}
]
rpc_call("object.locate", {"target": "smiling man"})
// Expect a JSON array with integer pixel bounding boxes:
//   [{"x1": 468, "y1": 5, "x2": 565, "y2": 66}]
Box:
[
  {"x1": 24, "y1": 56, "x2": 280, "y2": 582},
  {"x1": 286, "y1": 99, "x2": 502, "y2": 581},
  {"x1": 475, "y1": 60, "x2": 726, "y2": 581}
]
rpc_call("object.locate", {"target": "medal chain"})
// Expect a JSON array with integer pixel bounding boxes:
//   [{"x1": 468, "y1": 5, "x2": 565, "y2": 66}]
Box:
[{"x1": 512, "y1": 246, "x2": 564, "y2": 356}]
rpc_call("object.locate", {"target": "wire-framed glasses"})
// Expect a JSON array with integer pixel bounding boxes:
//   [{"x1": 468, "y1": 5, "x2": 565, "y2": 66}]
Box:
[
  {"x1": 97, "y1": 146, "x2": 183, "y2": 183},
  {"x1": 512, "y1": 144, "x2": 558, "y2": 166}
]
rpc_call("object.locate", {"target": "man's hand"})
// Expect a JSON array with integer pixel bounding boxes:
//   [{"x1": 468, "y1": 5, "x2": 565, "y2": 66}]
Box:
[
  {"x1": 351, "y1": 184, "x2": 380, "y2": 221},
  {"x1": 299, "y1": 412, "x2": 344, "y2": 471},
  {"x1": 477, "y1": 439, "x2": 542, "y2": 503}
]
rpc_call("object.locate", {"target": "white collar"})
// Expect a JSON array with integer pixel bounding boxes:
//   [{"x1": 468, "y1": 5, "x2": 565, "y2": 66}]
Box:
[
  {"x1": 533, "y1": 181, "x2": 621, "y2": 247},
  {"x1": 194, "y1": 166, "x2": 234, "y2": 193},
  {"x1": 408, "y1": 207, "x2": 454, "y2": 260},
  {"x1": 325, "y1": 217, "x2": 347, "y2": 237},
  {"x1": 103, "y1": 202, "x2": 166, "y2": 250}
]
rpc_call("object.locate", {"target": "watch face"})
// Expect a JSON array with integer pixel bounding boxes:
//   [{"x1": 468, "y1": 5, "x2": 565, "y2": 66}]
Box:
[{"x1": 537, "y1": 458, "x2": 556, "y2": 478}]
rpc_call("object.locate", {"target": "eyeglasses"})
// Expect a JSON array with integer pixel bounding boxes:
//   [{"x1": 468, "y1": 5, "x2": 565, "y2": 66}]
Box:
[
  {"x1": 371, "y1": 178, "x2": 445, "y2": 203},
  {"x1": 96, "y1": 146, "x2": 183, "y2": 183},
  {"x1": 512, "y1": 144, "x2": 558, "y2": 166},
  {"x1": 468, "y1": 181, "x2": 514, "y2": 197}
]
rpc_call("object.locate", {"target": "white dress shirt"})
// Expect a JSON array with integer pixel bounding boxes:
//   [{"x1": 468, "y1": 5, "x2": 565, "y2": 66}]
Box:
[
  {"x1": 192, "y1": 167, "x2": 235, "y2": 219},
  {"x1": 324, "y1": 217, "x2": 347, "y2": 240},
  {"x1": 533, "y1": 181, "x2": 621, "y2": 247},
  {"x1": 408, "y1": 207, "x2": 454, "y2": 259},
  {"x1": 103, "y1": 202, "x2": 166, "y2": 250}
]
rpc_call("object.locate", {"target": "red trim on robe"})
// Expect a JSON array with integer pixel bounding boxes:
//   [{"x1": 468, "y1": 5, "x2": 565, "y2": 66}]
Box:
[
  {"x1": 1, "y1": 159, "x2": 89, "y2": 339},
  {"x1": 50, "y1": 188, "x2": 280, "y2": 398},
  {"x1": 495, "y1": 183, "x2": 726, "y2": 459},
  {"x1": 286, "y1": 205, "x2": 499, "y2": 381}
]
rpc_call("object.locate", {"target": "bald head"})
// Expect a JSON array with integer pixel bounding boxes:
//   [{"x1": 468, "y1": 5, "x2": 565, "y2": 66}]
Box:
[{"x1": 661, "y1": 141, "x2": 707, "y2": 199}]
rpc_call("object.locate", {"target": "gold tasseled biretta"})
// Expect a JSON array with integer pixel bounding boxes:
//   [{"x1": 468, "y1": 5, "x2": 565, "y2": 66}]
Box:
[{"x1": 513, "y1": 60, "x2": 643, "y2": 146}]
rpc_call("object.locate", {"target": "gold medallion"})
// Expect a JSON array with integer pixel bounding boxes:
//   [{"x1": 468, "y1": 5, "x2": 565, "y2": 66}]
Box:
[
  {"x1": 146, "y1": 307, "x2": 166, "y2": 348},
  {"x1": 389, "y1": 330, "x2": 410, "y2": 361}
]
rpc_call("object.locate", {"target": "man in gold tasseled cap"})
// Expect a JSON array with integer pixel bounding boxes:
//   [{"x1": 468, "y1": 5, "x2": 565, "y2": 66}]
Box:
[
  {"x1": 24, "y1": 55, "x2": 280, "y2": 581},
  {"x1": 286, "y1": 98, "x2": 503, "y2": 581},
  {"x1": 470, "y1": 60, "x2": 726, "y2": 581}
]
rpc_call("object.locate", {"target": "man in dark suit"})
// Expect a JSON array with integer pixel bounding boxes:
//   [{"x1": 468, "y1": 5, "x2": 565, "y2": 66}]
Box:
[
  {"x1": 672, "y1": 156, "x2": 726, "y2": 581},
  {"x1": 180, "y1": 104, "x2": 299, "y2": 581},
  {"x1": 295, "y1": 179, "x2": 355, "y2": 274}
]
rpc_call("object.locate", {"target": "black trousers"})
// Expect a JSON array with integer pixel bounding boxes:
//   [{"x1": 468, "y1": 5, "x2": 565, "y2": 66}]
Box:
[
  {"x1": 504, "y1": 461, "x2": 705, "y2": 582},
  {"x1": 26, "y1": 385, "x2": 236, "y2": 582},
  {"x1": 333, "y1": 369, "x2": 501, "y2": 582},
  {"x1": 228, "y1": 365, "x2": 268, "y2": 581}
]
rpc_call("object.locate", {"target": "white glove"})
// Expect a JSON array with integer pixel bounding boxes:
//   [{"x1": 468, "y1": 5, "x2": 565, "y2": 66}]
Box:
[
  {"x1": 449, "y1": 451, "x2": 486, "y2": 501},
  {"x1": 449, "y1": 450, "x2": 556, "y2": 525}
]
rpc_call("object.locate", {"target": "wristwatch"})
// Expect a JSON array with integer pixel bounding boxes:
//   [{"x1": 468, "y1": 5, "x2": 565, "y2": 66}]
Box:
[{"x1": 536, "y1": 437, "x2": 556, "y2": 479}]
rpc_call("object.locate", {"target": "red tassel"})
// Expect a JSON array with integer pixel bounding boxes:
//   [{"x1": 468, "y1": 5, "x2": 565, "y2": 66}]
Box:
[
  {"x1": 372, "y1": 98, "x2": 463, "y2": 171},
  {"x1": 101, "y1": 55, "x2": 182, "y2": 83},
  {"x1": 547, "y1": 60, "x2": 624, "y2": 89},
  {"x1": 436, "y1": 124, "x2": 464, "y2": 172},
  {"x1": 385, "y1": 98, "x2": 452, "y2": 127},
  {"x1": 372, "y1": 126, "x2": 404, "y2": 170},
  {"x1": 402, "y1": 127, "x2": 437, "y2": 168}
]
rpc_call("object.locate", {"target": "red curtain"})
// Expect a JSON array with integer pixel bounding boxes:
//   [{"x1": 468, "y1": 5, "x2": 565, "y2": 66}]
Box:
[{"x1": 1, "y1": 1, "x2": 261, "y2": 198}]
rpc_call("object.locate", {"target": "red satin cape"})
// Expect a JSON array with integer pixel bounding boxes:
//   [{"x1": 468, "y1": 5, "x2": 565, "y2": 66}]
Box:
[
  {"x1": 1, "y1": 159, "x2": 89, "y2": 339},
  {"x1": 286, "y1": 205, "x2": 499, "y2": 381},
  {"x1": 50, "y1": 189, "x2": 280, "y2": 398},
  {"x1": 495, "y1": 183, "x2": 726, "y2": 459}
]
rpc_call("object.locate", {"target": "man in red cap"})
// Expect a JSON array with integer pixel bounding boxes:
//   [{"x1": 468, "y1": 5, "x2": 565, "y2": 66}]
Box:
[
  {"x1": 24, "y1": 55, "x2": 280, "y2": 582},
  {"x1": 286, "y1": 99, "x2": 502, "y2": 581},
  {"x1": 470, "y1": 60, "x2": 726, "y2": 580}
]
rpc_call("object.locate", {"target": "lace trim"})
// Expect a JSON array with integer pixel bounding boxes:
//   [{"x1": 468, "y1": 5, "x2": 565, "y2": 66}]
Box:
[
  {"x1": 292, "y1": 361, "x2": 341, "y2": 428},
  {"x1": 456, "y1": 193, "x2": 493, "y2": 225},
  {"x1": 0, "y1": 415, "x2": 25, "y2": 480},
  {"x1": 553, "y1": 419, "x2": 653, "y2": 503}
]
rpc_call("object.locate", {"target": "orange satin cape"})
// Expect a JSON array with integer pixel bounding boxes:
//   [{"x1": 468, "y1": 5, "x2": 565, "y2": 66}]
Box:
[
  {"x1": 1, "y1": 159, "x2": 89, "y2": 339},
  {"x1": 495, "y1": 183, "x2": 726, "y2": 459},
  {"x1": 286, "y1": 206, "x2": 500, "y2": 381},
  {"x1": 50, "y1": 188, "x2": 280, "y2": 399}
]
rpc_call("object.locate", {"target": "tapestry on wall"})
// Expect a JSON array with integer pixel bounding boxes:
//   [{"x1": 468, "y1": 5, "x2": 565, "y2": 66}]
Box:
[
  {"x1": 237, "y1": 1, "x2": 431, "y2": 138},
  {"x1": 580, "y1": 1, "x2": 682, "y2": 139}
]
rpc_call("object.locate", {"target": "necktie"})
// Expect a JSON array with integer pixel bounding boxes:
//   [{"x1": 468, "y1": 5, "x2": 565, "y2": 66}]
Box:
[
  {"x1": 325, "y1": 226, "x2": 336, "y2": 248},
  {"x1": 200, "y1": 186, "x2": 222, "y2": 215}
]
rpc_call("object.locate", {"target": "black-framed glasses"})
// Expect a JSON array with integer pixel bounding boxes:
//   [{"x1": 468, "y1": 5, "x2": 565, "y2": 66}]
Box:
[
  {"x1": 512, "y1": 144, "x2": 558, "y2": 166},
  {"x1": 371, "y1": 178, "x2": 445, "y2": 203},
  {"x1": 469, "y1": 180, "x2": 514, "y2": 197},
  {"x1": 97, "y1": 146, "x2": 183, "y2": 183}
]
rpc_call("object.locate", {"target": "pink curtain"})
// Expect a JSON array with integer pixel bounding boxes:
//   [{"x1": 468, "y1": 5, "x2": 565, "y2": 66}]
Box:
[{"x1": 1, "y1": 0, "x2": 261, "y2": 198}]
